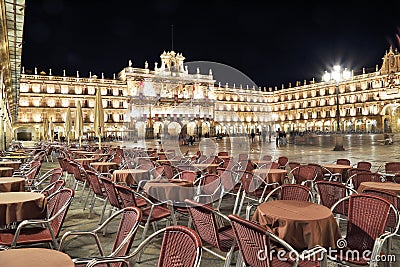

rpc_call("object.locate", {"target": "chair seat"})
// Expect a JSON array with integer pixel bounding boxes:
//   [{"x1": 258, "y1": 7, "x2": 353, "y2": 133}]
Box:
[
  {"x1": 217, "y1": 225, "x2": 237, "y2": 252},
  {"x1": 135, "y1": 196, "x2": 148, "y2": 208},
  {"x1": 0, "y1": 227, "x2": 52, "y2": 246},
  {"x1": 142, "y1": 206, "x2": 171, "y2": 223}
]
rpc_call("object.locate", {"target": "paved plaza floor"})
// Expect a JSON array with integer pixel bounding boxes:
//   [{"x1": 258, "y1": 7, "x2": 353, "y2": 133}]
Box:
[{"x1": 41, "y1": 133, "x2": 399, "y2": 266}]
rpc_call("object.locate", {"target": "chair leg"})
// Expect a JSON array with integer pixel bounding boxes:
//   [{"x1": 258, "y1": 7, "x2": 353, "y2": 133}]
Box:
[
  {"x1": 88, "y1": 195, "x2": 96, "y2": 219},
  {"x1": 79, "y1": 181, "x2": 87, "y2": 202},
  {"x1": 98, "y1": 198, "x2": 108, "y2": 225},
  {"x1": 223, "y1": 246, "x2": 235, "y2": 267},
  {"x1": 83, "y1": 189, "x2": 92, "y2": 210}
]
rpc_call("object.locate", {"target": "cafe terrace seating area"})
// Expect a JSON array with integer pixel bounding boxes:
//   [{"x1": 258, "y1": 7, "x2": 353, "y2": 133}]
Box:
[{"x1": 0, "y1": 141, "x2": 399, "y2": 266}]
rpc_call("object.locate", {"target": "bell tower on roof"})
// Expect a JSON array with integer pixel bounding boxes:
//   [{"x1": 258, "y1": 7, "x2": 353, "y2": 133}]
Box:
[{"x1": 380, "y1": 46, "x2": 400, "y2": 74}]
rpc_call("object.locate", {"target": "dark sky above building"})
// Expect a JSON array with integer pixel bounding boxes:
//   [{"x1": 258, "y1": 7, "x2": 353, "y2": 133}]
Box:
[{"x1": 22, "y1": 0, "x2": 400, "y2": 88}]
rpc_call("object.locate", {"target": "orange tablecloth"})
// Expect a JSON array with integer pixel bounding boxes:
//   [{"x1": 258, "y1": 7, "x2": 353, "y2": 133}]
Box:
[
  {"x1": 252, "y1": 200, "x2": 341, "y2": 250},
  {"x1": 75, "y1": 158, "x2": 98, "y2": 166},
  {"x1": 0, "y1": 192, "x2": 47, "y2": 225},
  {"x1": 192, "y1": 163, "x2": 220, "y2": 174},
  {"x1": 0, "y1": 177, "x2": 25, "y2": 192},
  {"x1": 0, "y1": 248, "x2": 74, "y2": 267},
  {"x1": 252, "y1": 169, "x2": 287, "y2": 184},
  {"x1": 357, "y1": 181, "x2": 400, "y2": 194},
  {"x1": 144, "y1": 180, "x2": 194, "y2": 204},
  {"x1": 322, "y1": 164, "x2": 353, "y2": 174},
  {"x1": 112, "y1": 169, "x2": 149, "y2": 185},
  {"x1": 0, "y1": 160, "x2": 21, "y2": 170},
  {"x1": 0, "y1": 167, "x2": 14, "y2": 177},
  {"x1": 90, "y1": 162, "x2": 118, "y2": 173}
]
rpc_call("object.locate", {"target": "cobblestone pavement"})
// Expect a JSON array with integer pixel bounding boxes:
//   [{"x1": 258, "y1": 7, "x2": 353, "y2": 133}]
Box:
[{"x1": 43, "y1": 133, "x2": 399, "y2": 266}]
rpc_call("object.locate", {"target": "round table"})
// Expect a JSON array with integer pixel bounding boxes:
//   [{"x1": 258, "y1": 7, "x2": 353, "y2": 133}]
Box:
[
  {"x1": 0, "y1": 155, "x2": 30, "y2": 162},
  {"x1": 0, "y1": 167, "x2": 14, "y2": 177},
  {"x1": 0, "y1": 160, "x2": 22, "y2": 170},
  {"x1": 192, "y1": 163, "x2": 220, "y2": 174},
  {"x1": 0, "y1": 192, "x2": 47, "y2": 225},
  {"x1": 112, "y1": 169, "x2": 150, "y2": 186},
  {"x1": 0, "y1": 248, "x2": 74, "y2": 267},
  {"x1": 144, "y1": 180, "x2": 195, "y2": 205},
  {"x1": 357, "y1": 181, "x2": 400, "y2": 194},
  {"x1": 322, "y1": 164, "x2": 353, "y2": 174},
  {"x1": 252, "y1": 169, "x2": 287, "y2": 184},
  {"x1": 90, "y1": 162, "x2": 118, "y2": 173},
  {"x1": 252, "y1": 200, "x2": 341, "y2": 250},
  {"x1": 0, "y1": 177, "x2": 25, "y2": 192},
  {"x1": 75, "y1": 158, "x2": 98, "y2": 166}
]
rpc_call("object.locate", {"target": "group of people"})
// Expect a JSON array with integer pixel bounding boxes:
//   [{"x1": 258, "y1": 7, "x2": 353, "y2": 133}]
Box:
[{"x1": 275, "y1": 129, "x2": 287, "y2": 147}]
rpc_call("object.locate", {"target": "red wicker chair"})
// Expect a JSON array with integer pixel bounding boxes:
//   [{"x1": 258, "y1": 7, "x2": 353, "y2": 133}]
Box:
[
  {"x1": 264, "y1": 184, "x2": 313, "y2": 202},
  {"x1": 228, "y1": 214, "x2": 326, "y2": 267},
  {"x1": 83, "y1": 169, "x2": 108, "y2": 223},
  {"x1": 99, "y1": 177, "x2": 123, "y2": 223},
  {"x1": 114, "y1": 183, "x2": 175, "y2": 261},
  {"x1": 85, "y1": 225, "x2": 202, "y2": 267},
  {"x1": 59, "y1": 206, "x2": 142, "y2": 267},
  {"x1": 0, "y1": 188, "x2": 74, "y2": 249},
  {"x1": 277, "y1": 156, "x2": 289, "y2": 169},
  {"x1": 329, "y1": 194, "x2": 399, "y2": 266},
  {"x1": 336, "y1": 158, "x2": 351, "y2": 165},
  {"x1": 355, "y1": 161, "x2": 372, "y2": 171},
  {"x1": 315, "y1": 180, "x2": 357, "y2": 223},
  {"x1": 346, "y1": 172, "x2": 384, "y2": 191},
  {"x1": 185, "y1": 199, "x2": 237, "y2": 267}
]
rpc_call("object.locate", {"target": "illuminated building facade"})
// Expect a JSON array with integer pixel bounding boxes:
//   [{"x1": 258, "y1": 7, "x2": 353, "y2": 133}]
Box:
[{"x1": 15, "y1": 46, "x2": 400, "y2": 141}]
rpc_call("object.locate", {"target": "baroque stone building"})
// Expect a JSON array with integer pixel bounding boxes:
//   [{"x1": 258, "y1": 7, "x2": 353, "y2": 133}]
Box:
[{"x1": 15, "y1": 46, "x2": 400, "y2": 141}]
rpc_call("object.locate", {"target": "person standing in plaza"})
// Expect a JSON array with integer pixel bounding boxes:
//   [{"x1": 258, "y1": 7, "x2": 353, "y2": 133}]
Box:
[{"x1": 276, "y1": 129, "x2": 281, "y2": 147}]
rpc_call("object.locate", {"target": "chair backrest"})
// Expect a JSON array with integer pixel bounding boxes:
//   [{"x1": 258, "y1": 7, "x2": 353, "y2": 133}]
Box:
[
  {"x1": 114, "y1": 184, "x2": 141, "y2": 208},
  {"x1": 110, "y1": 207, "x2": 142, "y2": 257},
  {"x1": 158, "y1": 225, "x2": 203, "y2": 267},
  {"x1": 199, "y1": 174, "x2": 221, "y2": 199},
  {"x1": 41, "y1": 179, "x2": 66, "y2": 198},
  {"x1": 356, "y1": 161, "x2": 372, "y2": 171},
  {"x1": 315, "y1": 180, "x2": 350, "y2": 215},
  {"x1": 85, "y1": 170, "x2": 106, "y2": 197},
  {"x1": 336, "y1": 158, "x2": 350, "y2": 165},
  {"x1": 48, "y1": 188, "x2": 74, "y2": 237},
  {"x1": 349, "y1": 172, "x2": 383, "y2": 191},
  {"x1": 290, "y1": 165, "x2": 316, "y2": 185},
  {"x1": 100, "y1": 177, "x2": 122, "y2": 209},
  {"x1": 49, "y1": 168, "x2": 63, "y2": 184},
  {"x1": 361, "y1": 188, "x2": 399, "y2": 229},
  {"x1": 229, "y1": 214, "x2": 273, "y2": 267},
  {"x1": 385, "y1": 162, "x2": 400, "y2": 174},
  {"x1": 150, "y1": 165, "x2": 165, "y2": 180},
  {"x1": 288, "y1": 162, "x2": 301, "y2": 172},
  {"x1": 185, "y1": 199, "x2": 222, "y2": 250},
  {"x1": 262, "y1": 155, "x2": 273, "y2": 161},
  {"x1": 277, "y1": 156, "x2": 288, "y2": 169},
  {"x1": 179, "y1": 170, "x2": 197, "y2": 183},
  {"x1": 216, "y1": 168, "x2": 239, "y2": 192},
  {"x1": 280, "y1": 184, "x2": 312, "y2": 201},
  {"x1": 345, "y1": 194, "x2": 392, "y2": 253},
  {"x1": 69, "y1": 161, "x2": 85, "y2": 182},
  {"x1": 162, "y1": 164, "x2": 175, "y2": 180}
]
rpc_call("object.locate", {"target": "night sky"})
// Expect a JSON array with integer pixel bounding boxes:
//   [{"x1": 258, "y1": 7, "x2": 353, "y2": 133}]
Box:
[{"x1": 22, "y1": 0, "x2": 400, "y2": 88}]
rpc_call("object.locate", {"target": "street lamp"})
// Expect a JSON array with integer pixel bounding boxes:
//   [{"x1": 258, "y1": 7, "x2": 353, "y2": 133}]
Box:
[{"x1": 322, "y1": 65, "x2": 351, "y2": 151}]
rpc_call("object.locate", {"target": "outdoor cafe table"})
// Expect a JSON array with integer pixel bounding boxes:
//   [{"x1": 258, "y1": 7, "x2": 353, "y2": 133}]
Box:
[
  {"x1": 192, "y1": 163, "x2": 220, "y2": 174},
  {"x1": 0, "y1": 192, "x2": 47, "y2": 226},
  {"x1": 74, "y1": 158, "x2": 98, "y2": 166},
  {"x1": 156, "y1": 159, "x2": 181, "y2": 165},
  {"x1": 0, "y1": 160, "x2": 21, "y2": 170},
  {"x1": 144, "y1": 180, "x2": 195, "y2": 204},
  {"x1": 0, "y1": 167, "x2": 14, "y2": 177},
  {"x1": 90, "y1": 162, "x2": 118, "y2": 173},
  {"x1": 0, "y1": 155, "x2": 31, "y2": 162},
  {"x1": 322, "y1": 164, "x2": 353, "y2": 174},
  {"x1": 252, "y1": 200, "x2": 341, "y2": 250},
  {"x1": 252, "y1": 168, "x2": 287, "y2": 184},
  {"x1": 0, "y1": 248, "x2": 74, "y2": 267},
  {"x1": 112, "y1": 169, "x2": 150, "y2": 186},
  {"x1": 0, "y1": 177, "x2": 25, "y2": 192},
  {"x1": 357, "y1": 181, "x2": 400, "y2": 194}
]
